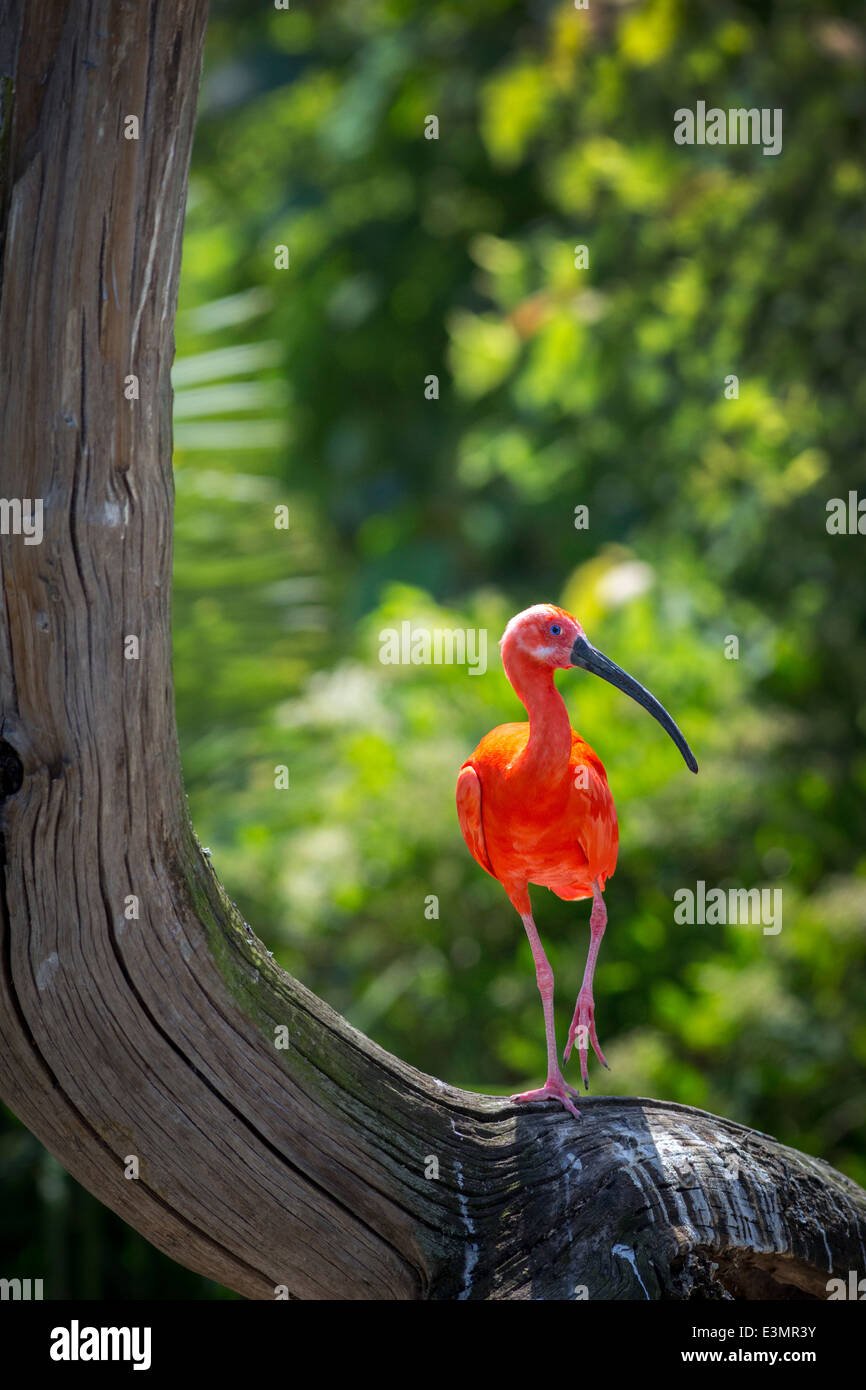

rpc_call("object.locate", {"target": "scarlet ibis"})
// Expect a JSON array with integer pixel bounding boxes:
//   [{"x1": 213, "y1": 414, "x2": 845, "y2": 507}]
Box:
[{"x1": 456, "y1": 604, "x2": 697, "y2": 1117}]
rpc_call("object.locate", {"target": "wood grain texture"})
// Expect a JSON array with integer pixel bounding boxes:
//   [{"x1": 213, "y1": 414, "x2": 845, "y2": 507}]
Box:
[{"x1": 0, "y1": 0, "x2": 864, "y2": 1301}]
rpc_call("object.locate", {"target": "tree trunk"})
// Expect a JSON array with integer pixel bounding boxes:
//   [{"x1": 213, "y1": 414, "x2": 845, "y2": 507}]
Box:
[{"x1": 0, "y1": 0, "x2": 864, "y2": 1302}]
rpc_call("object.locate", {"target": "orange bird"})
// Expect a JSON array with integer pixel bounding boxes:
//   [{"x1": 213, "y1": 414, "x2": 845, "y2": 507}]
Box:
[{"x1": 456, "y1": 604, "x2": 697, "y2": 1117}]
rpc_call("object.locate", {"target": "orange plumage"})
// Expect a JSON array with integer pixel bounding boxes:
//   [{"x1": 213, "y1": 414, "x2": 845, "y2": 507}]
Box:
[
  {"x1": 457, "y1": 603, "x2": 697, "y2": 1116},
  {"x1": 458, "y1": 725, "x2": 616, "y2": 900}
]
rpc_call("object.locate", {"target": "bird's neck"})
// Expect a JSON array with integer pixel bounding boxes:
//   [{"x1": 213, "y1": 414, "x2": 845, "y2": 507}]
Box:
[{"x1": 504, "y1": 650, "x2": 573, "y2": 777}]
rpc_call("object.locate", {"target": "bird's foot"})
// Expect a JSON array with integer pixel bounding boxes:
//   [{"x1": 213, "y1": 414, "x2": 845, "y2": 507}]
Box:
[
  {"x1": 511, "y1": 1071, "x2": 581, "y2": 1119},
  {"x1": 564, "y1": 989, "x2": 609, "y2": 1090}
]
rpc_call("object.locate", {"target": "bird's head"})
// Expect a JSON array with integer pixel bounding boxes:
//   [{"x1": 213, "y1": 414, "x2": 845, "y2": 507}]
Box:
[
  {"x1": 500, "y1": 603, "x2": 698, "y2": 773},
  {"x1": 500, "y1": 604, "x2": 586, "y2": 671}
]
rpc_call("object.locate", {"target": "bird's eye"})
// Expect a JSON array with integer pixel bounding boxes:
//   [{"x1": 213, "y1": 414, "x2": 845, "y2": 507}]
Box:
[{"x1": 550, "y1": 624, "x2": 561, "y2": 635}]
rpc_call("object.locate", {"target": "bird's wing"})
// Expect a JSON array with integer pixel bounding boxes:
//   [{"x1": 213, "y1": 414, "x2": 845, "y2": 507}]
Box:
[
  {"x1": 571, "y1": 738, "x2": 618, "y2": 887},
  {"x1": 456, "y1": 762, "x2": 496, "y2": 879}
]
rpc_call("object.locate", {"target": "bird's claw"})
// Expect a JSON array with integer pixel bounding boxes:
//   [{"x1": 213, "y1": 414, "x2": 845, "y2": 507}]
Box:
[
  {"x1": 511, "y1": 1073, "x2": 581, "y2": 1118},
  {"x1": 564, "y1": 990, "x2": 608, "y2": 1089}
]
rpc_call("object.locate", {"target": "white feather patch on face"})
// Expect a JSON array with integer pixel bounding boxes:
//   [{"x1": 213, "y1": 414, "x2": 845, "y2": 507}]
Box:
[{"x1": 534, "y1": 645, "x2": 557, "y2": 659}]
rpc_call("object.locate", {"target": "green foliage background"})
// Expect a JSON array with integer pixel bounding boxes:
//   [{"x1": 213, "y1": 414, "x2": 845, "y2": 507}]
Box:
[{"x1": 2, "y1": 0, "x2": 865, "y2": 1298}]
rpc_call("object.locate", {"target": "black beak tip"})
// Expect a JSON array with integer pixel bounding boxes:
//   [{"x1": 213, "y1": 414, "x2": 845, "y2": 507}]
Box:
[{"x1": 571, "y1": 635, "x2": 699, "y2": 775}]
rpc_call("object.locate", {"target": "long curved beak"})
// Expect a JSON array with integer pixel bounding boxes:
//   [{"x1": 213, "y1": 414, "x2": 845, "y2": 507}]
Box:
[{"x1": 570, "y1": 636, "x2": 698, "y2": 773}]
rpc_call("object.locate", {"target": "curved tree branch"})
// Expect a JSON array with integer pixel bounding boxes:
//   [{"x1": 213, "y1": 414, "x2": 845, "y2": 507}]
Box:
[{"x1": 0, "y1": 0, "x2": 864, "y2": 1301}]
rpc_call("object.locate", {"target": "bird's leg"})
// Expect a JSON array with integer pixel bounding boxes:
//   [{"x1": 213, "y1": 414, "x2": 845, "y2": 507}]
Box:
[
  {"x1": 564, "y1": 880, "x2": 610, "y2": 1090},
  {"x1": 511, "y1": 912, "x2": 581, "y2": 1119}
]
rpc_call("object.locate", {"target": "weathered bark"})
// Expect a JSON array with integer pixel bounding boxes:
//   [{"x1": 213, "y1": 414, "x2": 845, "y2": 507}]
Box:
[{"x1": 0, "y1": 0, "x2": 864, "y2": 1302}]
